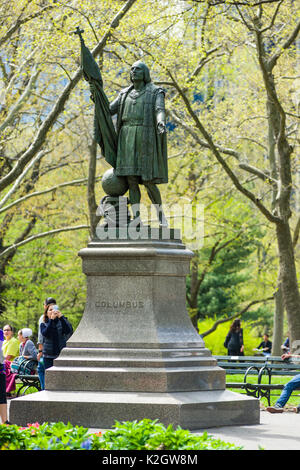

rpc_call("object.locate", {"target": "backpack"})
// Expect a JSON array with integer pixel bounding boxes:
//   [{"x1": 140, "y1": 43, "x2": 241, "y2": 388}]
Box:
[{"x1": 10, "y1": 356, "x2": 37, "y2": 376}]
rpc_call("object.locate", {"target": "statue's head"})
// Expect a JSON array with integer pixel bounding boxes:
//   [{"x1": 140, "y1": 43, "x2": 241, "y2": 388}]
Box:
[{"x1": 130, "y1": 61, "x2": 151, "y2": 84}]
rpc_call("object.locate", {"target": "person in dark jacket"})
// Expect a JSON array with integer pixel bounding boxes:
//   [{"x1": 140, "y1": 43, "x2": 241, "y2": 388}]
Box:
[
  {"x1": 256, "y1": 333, "x2": 272, "y2": 356},
  {"x1": 37, "y1": 297, "x2": 57, "y2": 389},
  {"x1": 224, "y1": 319, "x2": 244, "y2": 356},
  {"x1": 40, "y1": 304, "x2": 72, "y2": 371}
]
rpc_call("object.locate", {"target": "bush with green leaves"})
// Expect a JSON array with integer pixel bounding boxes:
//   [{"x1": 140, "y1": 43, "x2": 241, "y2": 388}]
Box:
[
  {"x1": 0, "y1": 419, "x2": 243, "y2": 450},
  {"x1": 0, "y1": 422, "x2": 94, "y2": 450},
  {"x1": 91, "y1": 419, "x2": 242, "y2": 450}
]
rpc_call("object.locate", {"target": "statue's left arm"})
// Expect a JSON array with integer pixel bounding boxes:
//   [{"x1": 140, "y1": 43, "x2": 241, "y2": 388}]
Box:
[
  {"x1": 155, "y1": 90, "x2": 166, "y2": 134},
  {"x1": 109, "y1": 96, "x2": 119, "y2": 116}
]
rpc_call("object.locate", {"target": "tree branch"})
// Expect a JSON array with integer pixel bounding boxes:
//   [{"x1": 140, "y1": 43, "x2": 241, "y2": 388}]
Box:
[
  {"x1": 260, "y1": 0, "x2": 283, "y2": 33},
  {"x1": 293, "y1": 216, "x2": 300, "y2": 248},
  {"x1": 195, "y1": 232, "x2": 243, "y2": 295},
  {"x1": 0, "y1": 4, "x2": 56, "y2": 48},
  {"x1": 167, "y1": 109, "x2": 241, "y2": 160},
  {"x1": 269, "y1": 19, "x2": 300, "y2": 70},
  {"x1": 0, "y1": 176, "x2": 100, "y2": 215},
  {"x1": 199, "y1": 296, "x2": 274, "y2": 337},
  {"x1": 167, "y1": 72, "x2": 281, "y2": 224},
  {"x1": 239, "y1": 162, "x2": 278, "y2": 185},
  {"x1": 0, "y1": 225, "x2": 90, "y2": 259},
  {"x1": 0, "y1": 69, "x2": 40, "y2": 132},
  {"x1": 0, "y1": 0, "x2": 137, "y2": 193},
  {"x1": 0, "y1": 149, "x2": 49, "y2": 210},
  {"x1": 0, "y1": 215, "x2": 37, "y2": 270}
]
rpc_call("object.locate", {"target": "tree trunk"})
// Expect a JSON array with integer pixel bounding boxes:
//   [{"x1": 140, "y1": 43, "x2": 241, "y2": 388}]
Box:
[
  {"x1": 276, "y1": 221, "x2": 300, "y2": 351},
  {"x1": 272, "y1": 281, "x2": 284, "y2": 355}
]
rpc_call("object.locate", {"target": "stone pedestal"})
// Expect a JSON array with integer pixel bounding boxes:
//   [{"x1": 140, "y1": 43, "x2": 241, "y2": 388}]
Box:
[{"x1": 10, "y1": 230, "x2": 259, "y2": 429}]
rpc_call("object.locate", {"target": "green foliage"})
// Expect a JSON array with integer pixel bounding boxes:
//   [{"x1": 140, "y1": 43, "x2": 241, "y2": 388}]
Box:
[
  {"x1": 0, "y1": 422, "x2": 93, "y2": 450},
  {"x1": 198, "y1": 317, "x2": 260, "y2": 356},
  {"x1": 93, "y1": 419, "x2": 242, "y2": 450},
  {"x1": 0, "y1": 419, "x2": 242, "y2": 450},
  {"x1": 194, "y1": 235, "x2": 257, "y2": 318},
  {"x1": 1, "y1": 230, "x2": 87, "y2": 339},
  {"x1": 186, "y1": 197, "x2": 274, "y2": 328}
]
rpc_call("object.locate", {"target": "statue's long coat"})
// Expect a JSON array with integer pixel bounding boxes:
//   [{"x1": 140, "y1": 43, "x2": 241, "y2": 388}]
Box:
[{"x1": 110, "y1": 84, "x2": 168, "y2": 184}]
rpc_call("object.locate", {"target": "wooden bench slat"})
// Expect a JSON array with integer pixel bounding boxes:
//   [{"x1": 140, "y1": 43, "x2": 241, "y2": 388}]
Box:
[{"x1": 215, "y1": 355, "x2": 300, "y2": 374}]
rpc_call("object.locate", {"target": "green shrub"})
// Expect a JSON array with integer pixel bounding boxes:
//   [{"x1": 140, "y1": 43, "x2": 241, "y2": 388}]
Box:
[
  {"x1": 0, "y1": 422, "x2": 93, "y2": 450},
  {"x1": 198, "y1": 317, "x2": 259, "y2": 355},
  {"x1": 92, "y1": 419, "x2": 242, "y2": 450},
  {"x1": 0, "y1": 419, "x2": 243, "y2": 450}
]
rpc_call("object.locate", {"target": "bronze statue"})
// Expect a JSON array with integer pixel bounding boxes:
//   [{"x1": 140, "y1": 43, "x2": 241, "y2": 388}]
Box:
[{"x1": 75, "y1": 28, "x2": 168, "y2": 227}]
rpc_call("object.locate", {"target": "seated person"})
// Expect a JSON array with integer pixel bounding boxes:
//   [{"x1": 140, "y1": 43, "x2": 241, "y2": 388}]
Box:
[
  {"x1": 2, "y1": 325, "x2": 19, "y2": 361},
  {"x1": 17, "y1": 329, "x2": 37, "y2": 360},
  {"x1": 256, "y1": 333, "x2": 272, "y2": 356},
  {"x1": 267, "y1": 352, "x2": 300, "y2": 413},
  {"x1": 281, "y1": 336, "x2": 289, "y2": 353},
  {"x1": 2, "y1": 325, "x2": 20, "y2": 396}
]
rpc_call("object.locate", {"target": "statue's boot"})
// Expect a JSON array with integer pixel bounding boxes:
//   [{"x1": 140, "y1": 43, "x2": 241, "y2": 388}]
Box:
[
  {"x1": 130, "y1": 204, "x2": 143, "y2": 228},
  {"x1": 157, "y1": 205, "x2": 168, "y2": 227}
]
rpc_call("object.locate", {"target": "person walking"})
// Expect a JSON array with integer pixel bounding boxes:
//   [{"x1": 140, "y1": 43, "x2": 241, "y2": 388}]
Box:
[{"x1": 224, "y1": 319, "x2": 244, "y2": 356}]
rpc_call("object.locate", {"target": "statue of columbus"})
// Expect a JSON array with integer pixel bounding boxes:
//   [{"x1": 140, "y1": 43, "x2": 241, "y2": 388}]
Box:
[{"x1": 75, "y1": 28, "x2": 168, "y2": 226}]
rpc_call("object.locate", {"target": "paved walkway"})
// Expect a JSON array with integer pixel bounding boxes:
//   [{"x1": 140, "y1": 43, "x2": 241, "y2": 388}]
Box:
[
  {"x1": 88, "y1": 409, "x2": 300, "y2": 451},
  {"x1": 195, "y1": 409, "x2": 300, "y2": 450}
]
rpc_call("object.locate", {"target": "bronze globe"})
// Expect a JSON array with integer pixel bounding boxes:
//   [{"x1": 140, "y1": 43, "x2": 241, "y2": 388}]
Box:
[{"x1": 101, "y1": 168, "x2": 129, "y2": 197}]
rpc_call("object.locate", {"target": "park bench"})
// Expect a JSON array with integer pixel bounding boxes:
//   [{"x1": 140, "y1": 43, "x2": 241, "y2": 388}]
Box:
[
  {"x1": 214, "y1": 355, "x2": 300, "y2": 406},
  {"x1": 15, "y1": 374, "x2": 41, "y2": 397},
  {"x1": 10, "y1": 358, "x2": 41, "y2": 397}
]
